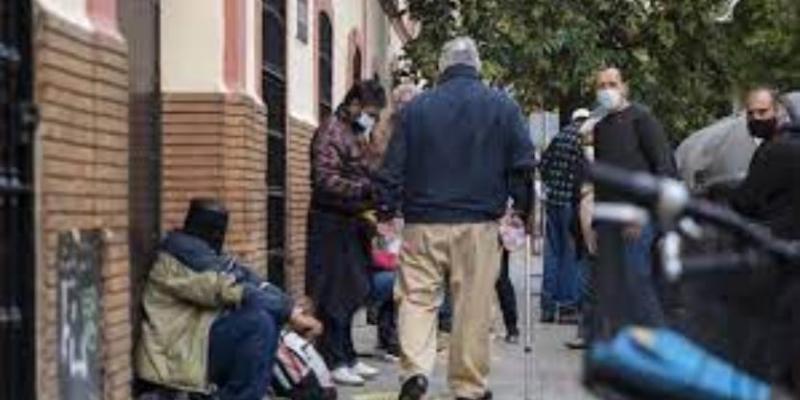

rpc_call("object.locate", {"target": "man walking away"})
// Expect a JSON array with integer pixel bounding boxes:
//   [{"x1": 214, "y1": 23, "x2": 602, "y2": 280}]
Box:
[
  {"x1": 592, "y1": 67, "x2": 675, "y2": 331},
  {"x1": 377, "y1": 37, "x2": 535, "y2": 400},
  {"x1": 539, "y1": 108, "x2": 591, "y2": 323}
]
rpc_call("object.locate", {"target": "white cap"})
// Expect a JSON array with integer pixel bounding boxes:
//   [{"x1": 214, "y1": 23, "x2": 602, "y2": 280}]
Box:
[{"x1": 571, "y1": 108, "x2": 591, "y2": 121}]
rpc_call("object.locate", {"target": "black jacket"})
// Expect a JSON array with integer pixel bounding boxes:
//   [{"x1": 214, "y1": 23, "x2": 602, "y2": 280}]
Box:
[
  {"x1": 731, "y1": 132, "x2": 800, "y2": 240},
  {"x1": 376, "y1": 65, "x2": 535, "y2": 223}
]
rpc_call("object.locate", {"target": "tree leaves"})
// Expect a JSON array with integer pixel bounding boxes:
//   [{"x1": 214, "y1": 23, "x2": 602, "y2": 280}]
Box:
[{"x1": 398, "y1": 0, "x2": 799, "y2": 140}]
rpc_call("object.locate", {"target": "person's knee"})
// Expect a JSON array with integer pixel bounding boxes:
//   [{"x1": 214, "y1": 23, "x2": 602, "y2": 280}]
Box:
[{"x1": 252, "y1": 310, "x2": 279, "y2": 346}]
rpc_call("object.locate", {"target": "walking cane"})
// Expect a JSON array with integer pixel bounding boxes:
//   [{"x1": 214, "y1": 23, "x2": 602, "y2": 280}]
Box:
[
  {"x1": 523, "y1": 233, "x2": 534, "y2": 400},
  {"x1": 523, "y1": 170, "x2": 539, "y2": 400}
]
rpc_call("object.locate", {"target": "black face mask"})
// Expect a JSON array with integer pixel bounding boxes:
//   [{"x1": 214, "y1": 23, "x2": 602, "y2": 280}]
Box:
[
  {"x1": 748, "y1": 117, "x2": 778, "y2": 140},
  {"x1": 183, "y1": 200, "x2": 229, "y2": 254}
]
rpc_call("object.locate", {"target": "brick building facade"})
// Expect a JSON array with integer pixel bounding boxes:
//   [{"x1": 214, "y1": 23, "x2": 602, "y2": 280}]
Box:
[{"x1": 0, "y1": 0, "x2": 413, "y2": 398}]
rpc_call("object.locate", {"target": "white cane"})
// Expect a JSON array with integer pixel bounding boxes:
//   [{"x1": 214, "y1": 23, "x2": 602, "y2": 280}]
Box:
[{"x1": 523, "y1": 233, "x2": 534, "y2": 400}]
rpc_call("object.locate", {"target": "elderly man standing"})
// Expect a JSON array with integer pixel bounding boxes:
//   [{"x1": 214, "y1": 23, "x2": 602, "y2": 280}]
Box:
[{"x1": 377, "y1": 37, "x2": 535, "y2": 400}]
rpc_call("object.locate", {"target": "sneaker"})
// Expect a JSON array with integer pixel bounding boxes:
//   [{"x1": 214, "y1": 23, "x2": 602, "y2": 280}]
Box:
[
  {"x1": 352, "y1": 361, "x2": 380, "y2": 379},
  {"x1": 398, "y1": 375, "x2": 428, "y2": 400},
  {"x1": 331, "y1": 366, "x2": 365, "y2": 386}
]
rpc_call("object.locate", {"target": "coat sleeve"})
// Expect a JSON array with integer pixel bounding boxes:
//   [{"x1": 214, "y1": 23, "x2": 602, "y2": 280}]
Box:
[
  {"x1": 505, "y1": 101, "x2": 536, "y2": 217},
  {"x1": 230, "y1": 261, "x2": 295, "y2": 324},
  {"x1": 731, "y1": 145, "x2": 781, "y2": 219},
  {"x1": 375, "y1": 109, "x2": 409, "y2": 219},
  {"x1": 636, "y1": 109, "x2": 677, "y2": 177},
  {"x1": 311, "y1": 123, "x2": 373, "y2": 203},
  {"x1": 149, "y1": 255, "x2": 244, "y2": 308}
]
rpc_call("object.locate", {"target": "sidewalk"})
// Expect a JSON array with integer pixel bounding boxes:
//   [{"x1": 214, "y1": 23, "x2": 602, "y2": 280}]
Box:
[{"x1": 338, "y1": 252, "x2": 595, "y2": 400}]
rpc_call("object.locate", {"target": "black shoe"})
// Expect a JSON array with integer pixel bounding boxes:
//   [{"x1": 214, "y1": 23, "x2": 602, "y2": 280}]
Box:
[
  {"x1": 456, "y1": 391, "x2": 492, "y2": 400},
  {"x1": 565, "y1": 337, "x2": 588, "y2": 350},
  {"x1": 398, "y1": 374, "x2": 428, "y2": 400}
]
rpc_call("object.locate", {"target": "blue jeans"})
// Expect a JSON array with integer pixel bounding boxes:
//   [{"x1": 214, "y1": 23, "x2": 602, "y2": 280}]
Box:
[
  {"x1": 209, "y1": 301, "x2": 279, "y2": 400},
  {"x1": 370, "y1": 271, "x2": 398, "y2": 350},
  {"x1": 621, "y1": 224, "x2": 665, "y2": 327},
  {"x1": 542, "y1": 203, "x2": 581, "y2": 315},
  {"x1": 370, "y1": 271, "x2": 395, "y2": 304}
]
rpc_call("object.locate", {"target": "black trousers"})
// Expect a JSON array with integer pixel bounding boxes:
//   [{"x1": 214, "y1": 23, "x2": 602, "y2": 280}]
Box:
[{"x1": 495, "y1": 251, "x2": 519, "y2": 334}]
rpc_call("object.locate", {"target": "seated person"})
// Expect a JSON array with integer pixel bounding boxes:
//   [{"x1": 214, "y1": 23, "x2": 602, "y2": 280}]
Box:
[{"x1": 136, "y1": 198, "x2": 321, "y2": 400}]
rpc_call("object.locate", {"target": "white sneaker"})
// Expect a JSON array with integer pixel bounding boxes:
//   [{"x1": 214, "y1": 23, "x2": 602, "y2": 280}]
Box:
[
  {"x1": 352, "y1": 361, "x2": 380, "y2": 379},
  {"x1": 331, "y1": 366, "x2": 365, "y2": 386}
]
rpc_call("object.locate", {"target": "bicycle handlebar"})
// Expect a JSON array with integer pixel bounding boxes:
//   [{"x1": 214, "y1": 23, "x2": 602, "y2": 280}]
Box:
[{"x1": 588, "y1": 162, "x2": 800, "y2": 264}]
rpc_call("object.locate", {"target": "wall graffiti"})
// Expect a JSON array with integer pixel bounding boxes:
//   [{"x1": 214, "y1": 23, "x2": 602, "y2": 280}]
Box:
[{"x1": 57, "y1": 230, "x2": 103, "y2": 400}]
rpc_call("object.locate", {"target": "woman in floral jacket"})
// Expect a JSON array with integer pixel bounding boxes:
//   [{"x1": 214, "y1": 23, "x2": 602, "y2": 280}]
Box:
[{"x1": 306, "y1": 78, "x2": 387, "y2": 386}]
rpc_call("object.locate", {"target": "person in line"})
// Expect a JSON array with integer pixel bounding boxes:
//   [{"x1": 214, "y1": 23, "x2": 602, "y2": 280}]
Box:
[
  {"x1": 136, "y1": 198, "x2": 321, "y2": 400},
  {"x1": 307, "y1": 79, "x2": 387, "y2": 386},
  {"x1": 732, "y1": 88, "x2": 800, "y2": 240},
  {"x1": 365, "y1": 83, "x2": 423, "y2": 360},
  {"x1": 376, "y1": 37, "x2": 535, "y2": 400},
  {"x1": 539, "y1": 108, "x2": 591, "y2": 323},
  {"x1": 592, "y1": 67, "x2": 676, "y2": 332}
]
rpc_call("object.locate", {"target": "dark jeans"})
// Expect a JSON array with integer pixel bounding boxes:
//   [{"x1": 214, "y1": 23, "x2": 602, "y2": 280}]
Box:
[
  {"x1": 370, "y1": 271, "x2": 398, "y2": 350},
  {"x1": 319, "y1": 309, "x2": 358, "y2": 369},
  {"x1": 577, "y1": 257, "x2": 595, "y2": 341},
  {"x1": 209, "y1": 301, "x2": 279, "y2": 400},
  {"x1": 495, "y1": 251, "x2": 519, "y2": 335},
  {"x1": 543, "y1": 203, "x2": 581, "y2": 315},
  {"x1": 593, "y1": 223, "x2": 665, "y2": 339},
  {"x1": 621, "y1": 224, "x2": 665, "y2": 327}
]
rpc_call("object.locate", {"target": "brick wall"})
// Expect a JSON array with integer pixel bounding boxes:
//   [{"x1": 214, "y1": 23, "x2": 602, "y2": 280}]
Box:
[
  {"x1": 286, "y1": 117, "x2": 316, "y2": 296},
  {"x1": 161, "y1": 93, "x2": 268, "y2": 274},
  {"x1": 34, "y1": 12, "x2": 131, "y2": 400}
]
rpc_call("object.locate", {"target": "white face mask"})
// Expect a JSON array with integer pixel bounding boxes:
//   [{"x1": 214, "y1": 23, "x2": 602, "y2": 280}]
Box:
[
  {"x1": 355, "y1": 113, "x2": 376, "y2": 141},
  {"x1": 597, "y1": 88, "x2": 622, "y2": 111}
]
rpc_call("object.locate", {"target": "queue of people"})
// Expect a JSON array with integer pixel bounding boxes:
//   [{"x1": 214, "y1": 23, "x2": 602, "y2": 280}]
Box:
[{"x1": 130, "y1": 33, "x2": 800, "y2": 400}]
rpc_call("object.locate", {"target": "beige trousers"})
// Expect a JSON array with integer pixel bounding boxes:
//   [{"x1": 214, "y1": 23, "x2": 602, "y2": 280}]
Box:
[{"x1": 395, "y1": 222, "x2": 502, "y2": 398}]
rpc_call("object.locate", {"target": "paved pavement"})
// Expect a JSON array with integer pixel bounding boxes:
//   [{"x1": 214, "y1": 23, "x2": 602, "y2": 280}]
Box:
[{"x1": 337, "y1": 251, "x2": 596, "y2": 400}]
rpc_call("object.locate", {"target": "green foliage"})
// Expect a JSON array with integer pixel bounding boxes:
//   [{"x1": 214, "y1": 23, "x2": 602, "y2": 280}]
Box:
[{"x1": 398, "y1": 0, "x2": 800, "y2": 141}]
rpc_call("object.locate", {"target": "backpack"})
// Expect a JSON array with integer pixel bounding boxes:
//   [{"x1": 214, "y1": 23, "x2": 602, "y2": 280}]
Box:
[{"x1": 271, "y1": 330, "x2": 337, "y2": 400}]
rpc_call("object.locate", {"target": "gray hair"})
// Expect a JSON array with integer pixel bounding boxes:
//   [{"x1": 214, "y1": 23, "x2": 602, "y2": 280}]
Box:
[{"x1": 438, "y1": 36, "x2": 481, "y2": 73}]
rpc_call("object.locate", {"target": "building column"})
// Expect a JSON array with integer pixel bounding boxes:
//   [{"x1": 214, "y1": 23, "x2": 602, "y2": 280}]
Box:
[
  {"x1": 33, "y1": 0, "x2": 132, "y2": 398},
  {"x1": 160, "y1": 0, "x2": 268, "y2": 272}
]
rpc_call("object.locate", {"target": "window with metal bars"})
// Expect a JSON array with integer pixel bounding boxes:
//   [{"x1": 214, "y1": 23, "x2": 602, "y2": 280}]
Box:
[
  {"x1": 318, "y1": 12, "x2": 333, "y2": 123},
  {"x1": 263, "y1": 0, "x2": 288, "y2": 288},
  {"x1": 0, "y1": 0, "x2": 35, "y2": 399},
  {"x1": 352, "y1": 47, "x2": 362, "y2": 84}
]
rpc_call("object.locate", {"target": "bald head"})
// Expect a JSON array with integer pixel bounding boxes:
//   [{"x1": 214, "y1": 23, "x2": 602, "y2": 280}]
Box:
[{"x1": 746, "y1": 88, "x2": 778, "y2": 121}]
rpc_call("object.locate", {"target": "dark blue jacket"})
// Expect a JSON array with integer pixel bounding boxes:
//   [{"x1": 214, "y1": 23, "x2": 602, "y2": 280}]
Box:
[
  {"x1": 377, "y1": 65, "x2": 535, "y2": 223},
  {"x1": 161, "y1": 231, "x2": 294, "y2": 323}
]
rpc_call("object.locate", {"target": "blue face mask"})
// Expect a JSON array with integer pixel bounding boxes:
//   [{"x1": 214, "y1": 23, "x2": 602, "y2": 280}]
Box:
[{"x1": 597, "y1": 89, "x2": 622, "y2": 111}]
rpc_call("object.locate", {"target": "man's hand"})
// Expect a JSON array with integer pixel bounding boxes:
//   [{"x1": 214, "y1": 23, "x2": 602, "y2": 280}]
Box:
[{"x1": 289, "y1": 308, "x2": 323, "y2": 339}]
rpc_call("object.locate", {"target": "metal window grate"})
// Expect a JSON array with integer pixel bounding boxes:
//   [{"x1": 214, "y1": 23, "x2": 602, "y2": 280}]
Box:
[
  {"x1": 318, "y1": 12, "x2": 333, "y2": 122},
  {"x1": 263, "y1": 0, "x2": 288, "y2": 288},
  {"x1": 0, "y1": 0, "x2": 35, "y2": 399}
]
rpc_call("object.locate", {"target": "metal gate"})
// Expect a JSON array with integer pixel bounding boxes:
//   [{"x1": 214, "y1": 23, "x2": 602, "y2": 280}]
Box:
[
  {"x1": 263, "y1": 0, "x2": 288, "y2": 288},
  {"x1": 0, "y1": 0, "x2": 36, "y2": 399}
]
